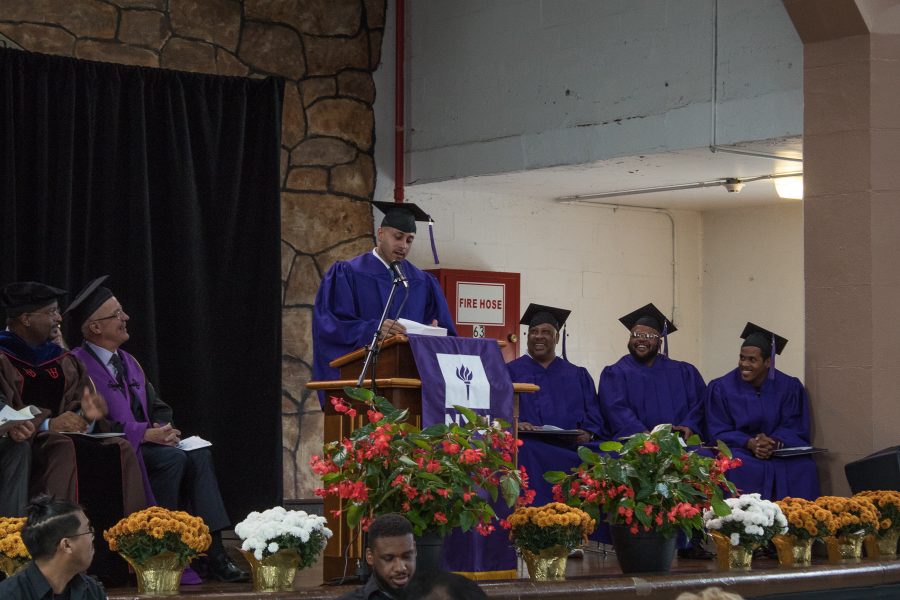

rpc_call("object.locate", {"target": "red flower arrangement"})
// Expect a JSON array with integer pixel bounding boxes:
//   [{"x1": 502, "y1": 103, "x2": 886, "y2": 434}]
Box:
[
  {"x1": 311, "y1": 387, "x2": 532, "y2": 537},
  {"x1": 546, "y1": 424, "x2": 740, "y2": 538}
]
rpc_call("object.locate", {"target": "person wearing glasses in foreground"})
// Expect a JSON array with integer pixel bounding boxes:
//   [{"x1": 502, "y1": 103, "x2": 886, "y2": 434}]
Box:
[
  {"x1": 597, "y1": 303, "x2": 711, "y2": 559},
  {"x1": 65, "y1": 276, "x2": 248, "y2": 583},
  {"x1": 0, "y1": 494, "x2": 106, "y2": 599}
]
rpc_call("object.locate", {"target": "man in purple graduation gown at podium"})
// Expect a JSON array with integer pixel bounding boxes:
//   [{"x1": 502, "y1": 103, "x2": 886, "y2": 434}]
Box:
[
  {"x1": 704, "y1": 323, "x2": 820, "y2": 500},
  {"x1": 312, "y1": 201, "x2": 457, "y2": 401},
  {"x1": 508, "y1": 304, "x2": 604, "y2": 508}
]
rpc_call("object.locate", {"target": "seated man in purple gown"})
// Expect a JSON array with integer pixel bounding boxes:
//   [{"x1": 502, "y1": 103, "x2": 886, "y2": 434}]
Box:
[
  {"x1": 312, "y1": 201, "x2": 457, "y2": 401},
  {"x1": 704, "y1": 323, "x2": 820, "y2": 501},
  {"x1": 598, "y1": 303, "x2": 709, "y2": 557},
  {"x1": 508, "y1": 304, "x2": 604, "y2": 526},
  {"x1": 65, "y1": 276, "x2": 249, "y2": 583},
  {"x1": 598, "y1": 303, "x2": 705, "y2": 442}
]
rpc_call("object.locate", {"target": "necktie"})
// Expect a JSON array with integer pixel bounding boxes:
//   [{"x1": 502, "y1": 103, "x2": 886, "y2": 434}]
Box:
[{"x1": 109, "y1": 353, "x2": 145, "y2": 421}]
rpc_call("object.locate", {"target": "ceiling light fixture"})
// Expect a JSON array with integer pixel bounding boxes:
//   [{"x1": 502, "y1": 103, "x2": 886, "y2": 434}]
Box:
[
  {"x1": 556, "y1": 172, "x2": 803, "y2": 203},
  {"x1": 773, "y1": 175, "x2": 803, "y2": 199}
]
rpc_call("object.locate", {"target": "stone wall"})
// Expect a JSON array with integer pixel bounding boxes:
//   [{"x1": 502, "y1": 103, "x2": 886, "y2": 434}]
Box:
[{"x1": 0, "y1": 0, "x2": 386, "y2": 500}]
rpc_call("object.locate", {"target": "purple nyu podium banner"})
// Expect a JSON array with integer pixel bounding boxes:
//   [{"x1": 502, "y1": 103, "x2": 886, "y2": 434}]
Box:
[
  {"x1": 406, "y1": 335, "x2": 517, "y2": 578},
  {"x1": 406, "y1": 335, "x2": 514, "y2": 426}
]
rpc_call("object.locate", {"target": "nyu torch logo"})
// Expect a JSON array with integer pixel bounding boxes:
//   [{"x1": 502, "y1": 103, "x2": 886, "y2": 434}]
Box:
[
  {"x1": 436, "y1": 353, "x2": 489, "y2": 410},
  {"x1": 455, "y1": 364, "x2": 474, "y2": 402}
]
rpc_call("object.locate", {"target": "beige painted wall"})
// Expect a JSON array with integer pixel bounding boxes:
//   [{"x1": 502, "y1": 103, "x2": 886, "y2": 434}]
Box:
[
  {"x1": 401, "y1": 186, "x2": 704, "y2": 385},
  {"x1": 700, "y1": 203, "x2": 806, "y2": 382}
]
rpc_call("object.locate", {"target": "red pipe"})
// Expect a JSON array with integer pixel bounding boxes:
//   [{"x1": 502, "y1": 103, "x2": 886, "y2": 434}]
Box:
[{"x1": 393, "y1": 0, "x2": 405, "y2": 203}]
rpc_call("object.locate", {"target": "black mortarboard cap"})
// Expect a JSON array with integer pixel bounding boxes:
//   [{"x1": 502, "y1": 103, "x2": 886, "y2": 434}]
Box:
[
  {"x1": 0, "y1": 281, "x2": 68, "y2": 317},
  {"x1": 64, "y1": 275, "x2": 113, "y2": 329},
  {"x1": 520, "y1": 303, "x2": 572, "y2": 360},
  {"x1": 740, "y1": 322, "x2": 788, "y2": 356},
  {"x1": 520, "y1": 303, "x2": 571, "y2": 330},
  {"x1": 618, "y1": 303, "x2": 677, "y2": 334},
  {"x1": 372, "y1": 201, "x2": 432, "y2": 234}
]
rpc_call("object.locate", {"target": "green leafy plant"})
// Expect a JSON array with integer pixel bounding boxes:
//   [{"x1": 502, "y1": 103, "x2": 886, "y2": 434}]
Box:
[
  {"x1": 311, "y1": 387, "x2": 532, "y2": 537},
  {"x1": 546, "y1": 424, "x2": 739, "y2": 538}
]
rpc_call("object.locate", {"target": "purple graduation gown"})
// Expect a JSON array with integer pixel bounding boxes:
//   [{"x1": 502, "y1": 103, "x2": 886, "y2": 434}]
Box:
[
  {"x1": 598, "y1": 354, "x2": 706, "y2": 441},
  {"x1": 508, "y1": 355, "x2": 603, "y2": 504},
  {"x1": 312, "y1": 252, "x2": 457, "y2": 401},
  {"x1": 704, "y1": 368, "x2": 820, "y2": 500}
]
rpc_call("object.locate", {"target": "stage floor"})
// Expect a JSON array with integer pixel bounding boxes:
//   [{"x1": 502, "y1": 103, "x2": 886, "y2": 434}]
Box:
[{"x1": 105, "y1": 543, "x2": 900, "y2": 599}]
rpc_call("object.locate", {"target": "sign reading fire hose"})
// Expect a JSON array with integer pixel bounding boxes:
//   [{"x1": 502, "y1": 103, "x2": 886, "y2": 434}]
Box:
[{"x1": 455, "y1": 282, "x2": 505, "y2": 326}]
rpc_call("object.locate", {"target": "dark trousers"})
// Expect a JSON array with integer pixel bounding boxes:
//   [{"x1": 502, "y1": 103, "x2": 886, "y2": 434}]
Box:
[
  {"x1": 141, "y1": 444, "x2": 230, "y2": 532},
  {"x1": 0, "y1": 437, "x2": 30, "y2": 517}
]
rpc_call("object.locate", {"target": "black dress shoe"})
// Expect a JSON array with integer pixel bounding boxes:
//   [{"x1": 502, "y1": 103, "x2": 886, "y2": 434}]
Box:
[
  {"x1": 208, "y1": 554, "x2": 250, "y2": 583},
  {"x1": 678, "y1": 545, "x2": 715, "y2": 560}
]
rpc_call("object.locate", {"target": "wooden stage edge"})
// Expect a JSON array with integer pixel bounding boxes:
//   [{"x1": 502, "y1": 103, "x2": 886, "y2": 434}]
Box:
[{"x1": 107, "y1": 559, "x2": 900, "y2": 599}]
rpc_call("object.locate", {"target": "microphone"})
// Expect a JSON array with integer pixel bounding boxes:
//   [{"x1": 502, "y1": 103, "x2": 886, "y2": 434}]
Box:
[{"x1": 389, "y1": 261, "x2": 409, "y2": 288}]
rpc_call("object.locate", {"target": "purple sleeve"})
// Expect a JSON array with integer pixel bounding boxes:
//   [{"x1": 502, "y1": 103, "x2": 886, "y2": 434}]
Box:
[
  {"x1": 679, "y1": 364, "x2": 707, "y2": 439},
  {"x1": 703, "y1": 378, "x2": 753, "y2": 449},
  {"x1": 598, "y1": 365, "x2": 648, "y2": 439},
  {"x1": 577, "y1": 367, "x2": 605, "y2": 438},
  {"x1": 770, "y1": 378, "x2": 812, "y2": 447},
  {"x1": 424, "y1": 272, "x2": 458, "y2": 336}
]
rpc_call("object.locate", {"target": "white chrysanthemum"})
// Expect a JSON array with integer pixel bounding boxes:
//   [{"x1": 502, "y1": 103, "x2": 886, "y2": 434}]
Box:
[{"x1": 730, "y1": 533, "x2": 740, "y2": 546}]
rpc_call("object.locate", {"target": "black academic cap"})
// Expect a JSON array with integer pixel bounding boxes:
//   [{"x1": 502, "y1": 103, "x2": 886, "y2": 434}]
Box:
[
  {"x1": 520, "y1": 303, "x2": 571, "y2": 330},
  {"x1": 372, "y1": 201, "x2": 432, "y2": 234},
  {"x1": 0, "y1": 281, "x2": 68, "y2": 317},
  {"x1": 618, "y1": 303, "x2": 677, "y2": 334},
  {"x1": 64, "y1": 275, "x2": 114, "y2": 329},
  {"x1": 740, "y1": 322, "x2": 788, "y2": 356}
]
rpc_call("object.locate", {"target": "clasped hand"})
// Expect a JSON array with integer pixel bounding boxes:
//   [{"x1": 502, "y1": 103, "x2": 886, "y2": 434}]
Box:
[
  {"x1": 144, "y1": 423, "x2": 181, "y2": 446},
  {"x1": 747, "y1": 433, "x2": 777, "y2": 459}
]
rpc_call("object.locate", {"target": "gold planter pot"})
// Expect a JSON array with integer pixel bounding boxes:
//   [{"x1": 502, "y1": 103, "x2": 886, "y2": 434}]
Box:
[
  {"x1": 826, "y1": 533, "x2": 865, "y2": 563},
  {"x1": 0, "y1": 555, "x2": 29, "y2": 577},
  {"x1": 772, "y1": 534, "x2": 813, "y2": 567},
  {"x1": 864, "y1": 529, "x2": 900, "y2": 559},
  {"x1": 710, "y1": 531, "x2": 756, "y2": 571},
  {"x1": 240, "y1": 548, "x2": 301, "y2": 592},
  {"x1": 520, "y1": 546, "x2": 568, "y2": 581},
  {"x1": 120, "y1": 551, "x2": 186, "y2": 596}
]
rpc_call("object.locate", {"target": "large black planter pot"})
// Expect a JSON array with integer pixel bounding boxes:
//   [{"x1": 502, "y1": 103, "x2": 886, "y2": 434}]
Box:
[
  {"x1": 609, "y1": 524, "x2": 677, "y2": 574},
  {"x1": 415, "y1": 531, "x2": 445, "y2": 574}
]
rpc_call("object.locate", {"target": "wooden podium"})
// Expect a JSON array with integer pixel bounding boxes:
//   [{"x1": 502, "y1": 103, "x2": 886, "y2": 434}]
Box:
[{"x1": 306, "y1": 336, "x2": 537, "y2": 583}]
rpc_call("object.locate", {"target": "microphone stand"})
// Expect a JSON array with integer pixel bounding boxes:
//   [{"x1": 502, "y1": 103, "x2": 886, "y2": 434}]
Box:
[{"x1": 356, "y1": 273, "x2": 404, "y2": 388}]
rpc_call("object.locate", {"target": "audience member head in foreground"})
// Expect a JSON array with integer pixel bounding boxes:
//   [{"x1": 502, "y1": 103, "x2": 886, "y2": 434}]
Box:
[{"x1": 0, "y1": 494, "x2": 106, "y2": 599}]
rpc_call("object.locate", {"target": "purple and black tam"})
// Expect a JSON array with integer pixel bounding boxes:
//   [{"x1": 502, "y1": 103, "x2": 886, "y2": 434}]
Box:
[
  {"x1": 520, "y1": 303, "x2": 572, "y2": 360},
  {"x1": 740, "y1": 322, "x2": 788, "y2": 380},
  {"x1": 619, "y1": 302, "x2": 676, "y2": 355},
  {"x1": 372, "y1": 201, "x2": 432, "y2": 234},
  {"x1": 0, "y1": 281, "x2": 68, "y2": 317},
  {"x1": 64, "y1": 275, "x2": 113, "y2": 329}
]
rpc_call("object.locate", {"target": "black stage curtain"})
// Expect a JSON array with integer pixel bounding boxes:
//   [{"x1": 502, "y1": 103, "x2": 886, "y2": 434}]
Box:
[{"x1": 0, "y1": 48, "x2": 284, "y2": 521}]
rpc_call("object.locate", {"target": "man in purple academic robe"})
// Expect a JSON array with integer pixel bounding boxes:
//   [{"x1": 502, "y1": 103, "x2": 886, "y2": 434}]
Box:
[
  {"x1": 598, "y1": 303, "x2": 705, "y2": 442},
  {"x1": 598, "y1": 303, "x2": 709, "y2": 557},
  {"x1": 312, "y1": 202, "x2": 457, "y2": 401},
  {"x1": 66, "y1": 276, "x2": 249, "y2": 583},
  {"x1": 704, "y1": 322, "x2": 820, "y2": 501},
  {"x1": 508, "y1": 304, "x2": 604, "y2": 509}
]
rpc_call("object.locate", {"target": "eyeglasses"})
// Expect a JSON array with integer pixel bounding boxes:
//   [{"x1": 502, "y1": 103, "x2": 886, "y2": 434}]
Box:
[
  {"x1": 630, "y1": 332, "x2": 660, "y2": 340},
  {"x1": 92, "y1": 308, "x2": 126, "y2": 322},
  {"x1": 69, "y1": 526, "x2": 94, "y2": 538}
]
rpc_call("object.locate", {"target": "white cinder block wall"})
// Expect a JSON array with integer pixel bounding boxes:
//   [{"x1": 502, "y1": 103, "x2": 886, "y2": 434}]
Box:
[{"x1": 401, "y1": 187, "x2": 703, "y2": 386}]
